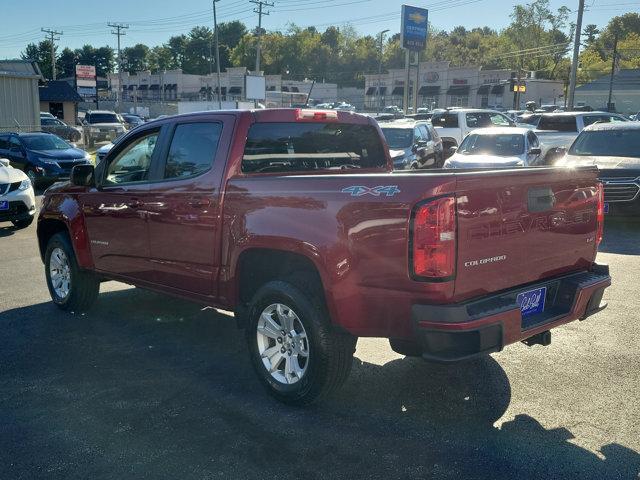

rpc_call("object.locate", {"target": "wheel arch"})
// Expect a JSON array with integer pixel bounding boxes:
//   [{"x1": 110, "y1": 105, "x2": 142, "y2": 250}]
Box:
[
  {"x1": 232, "y1": 247, "x2": 333, "y2": 328},
  {"x1": 37, "y1": 200, "x2": 93, "y2": 269}
]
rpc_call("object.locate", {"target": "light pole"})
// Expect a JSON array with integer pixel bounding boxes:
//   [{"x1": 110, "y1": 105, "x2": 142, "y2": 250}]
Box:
[{"x1": 377, "y1": 29, "x2": 390, "y2": 114}]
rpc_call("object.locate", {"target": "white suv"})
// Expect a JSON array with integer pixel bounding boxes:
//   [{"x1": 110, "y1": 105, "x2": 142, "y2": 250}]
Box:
[{"x1": 0, "y1": 158, "x2": 36, "y2": 229}]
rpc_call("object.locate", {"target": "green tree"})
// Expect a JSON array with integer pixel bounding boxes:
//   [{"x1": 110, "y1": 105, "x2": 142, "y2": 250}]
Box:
[
  {"x1": 22, "y1": 40, "x2": 55, "y2": 79},
  {"x1": 56, "y1": 47, "x2": 77, "y2": 78},
  {"x1": 122, "y1": 44, "x2": 151, "y2": 74}
]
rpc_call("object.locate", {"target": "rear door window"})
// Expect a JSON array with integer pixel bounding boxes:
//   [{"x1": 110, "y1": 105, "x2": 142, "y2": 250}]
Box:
[
  {"x1": 163, "y1": 122, "x2": 222, "y2": 179},
  {"x1": 242, "y1": 122, "x2": 386, "y2": 173},
  {"x1": 431, "y1": 113, "x2": 459, "y2": 128},
  {"x1": 537, "y1": 116, "x2": 578, "y2": 132}
]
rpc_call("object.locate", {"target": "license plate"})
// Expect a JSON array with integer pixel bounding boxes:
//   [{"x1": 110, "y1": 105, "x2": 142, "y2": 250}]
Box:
[
  {"x1": 517, "y1": 287, "x2": 546, "y2": 317},
  {"x1": 604, "y1": 202, "x2": 609, "y2": 214},
  {"x1": 0, "y1": 200, "x2": 8, "y2": 211}
]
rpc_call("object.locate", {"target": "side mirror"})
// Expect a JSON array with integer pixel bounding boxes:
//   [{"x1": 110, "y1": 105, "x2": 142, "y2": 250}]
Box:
[
  {"x1": 529, "y1": 147, "x2": 542, "y2": 155},
  {"x1": 449, "y1": 146, "x2": 458, "y2": 154},
  {"x1": 71, "y1": 164, "x2": 95, "y2": 187},
  {"x1": 417, "y1": 140, "x2": 428, "y2": 148},
  {"x1": 0, "y1": 158, "x2": 10, "y2": 167}
]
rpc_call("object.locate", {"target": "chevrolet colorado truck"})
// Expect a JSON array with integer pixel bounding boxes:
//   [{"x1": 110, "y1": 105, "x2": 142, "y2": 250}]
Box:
[{"x1": 37, "y1": 108, "x2": 611, "y2": 405}]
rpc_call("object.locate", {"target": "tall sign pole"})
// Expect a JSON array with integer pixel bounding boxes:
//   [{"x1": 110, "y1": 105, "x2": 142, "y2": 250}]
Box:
[
  {"x1": 567, "y1": 0, "x2": 585, "y2": 110},
  {"x1": 400, "y1": 5, "x2": 428, "y2": 114},
  {"x1": 213, "y1": 0, "x2": 222, "y2": 109}
]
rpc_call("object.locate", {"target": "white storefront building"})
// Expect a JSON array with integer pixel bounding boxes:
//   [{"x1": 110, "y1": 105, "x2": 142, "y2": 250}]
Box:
[
  {"x1": 109, "y1": 67, "x2": 338, "y2": 105},
  {"x1": 364, "y1": 61, "x2": 564, "y2": 111}
]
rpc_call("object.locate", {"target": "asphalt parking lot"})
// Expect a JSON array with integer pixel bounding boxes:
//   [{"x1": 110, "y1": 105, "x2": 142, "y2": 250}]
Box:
[{"x1": 1, "y1": 211, "x2": 639, "y2": 480}]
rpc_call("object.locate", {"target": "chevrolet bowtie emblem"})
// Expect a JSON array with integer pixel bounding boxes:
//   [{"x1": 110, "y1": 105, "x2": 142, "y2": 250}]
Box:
[{"x1": 409, "y1": 12, "x2": 427, "y2": 24}]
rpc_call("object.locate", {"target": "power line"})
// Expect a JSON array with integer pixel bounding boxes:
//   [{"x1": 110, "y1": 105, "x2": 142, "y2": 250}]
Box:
[
  {"x1": 41, "y1": 28, "x2": 63, "y2": 80},
  {"x1": 108, "y1": 22, "x2": 129, "y2": 113}
]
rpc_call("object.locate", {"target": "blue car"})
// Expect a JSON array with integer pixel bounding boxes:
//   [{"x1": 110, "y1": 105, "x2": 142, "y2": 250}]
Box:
[{"x1": 0, "y1": 132, "x2": 92, "y2": 187}]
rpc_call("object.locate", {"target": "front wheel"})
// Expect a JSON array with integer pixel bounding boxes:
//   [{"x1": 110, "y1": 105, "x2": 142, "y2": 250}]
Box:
[
  {"x1": 246, "y1": 280, "x2": 356, "y2": 405},
  {"x1": 45, "y1": 232, "x2": 99, "y2": 312}
]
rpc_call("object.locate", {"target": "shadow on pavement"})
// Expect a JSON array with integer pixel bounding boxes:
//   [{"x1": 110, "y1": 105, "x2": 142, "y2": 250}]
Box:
[
  {"x1": 0, "y1": 288, "x2": 638, "y2": 479},
  {"x1": 599, "y1": 218, "x2": 640, "y2": 255},
  {"x1": 0, "y1": 225, "x2": 16, "y2": 238}
]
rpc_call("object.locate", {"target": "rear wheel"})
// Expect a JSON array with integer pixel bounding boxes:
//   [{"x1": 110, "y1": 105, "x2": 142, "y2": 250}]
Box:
[
  {"x1": 246, "y1": 279, "x2": 356, "y2": 405},
  {"x1": 45, "y1": 232, "x2": 99, "y2": 312}
]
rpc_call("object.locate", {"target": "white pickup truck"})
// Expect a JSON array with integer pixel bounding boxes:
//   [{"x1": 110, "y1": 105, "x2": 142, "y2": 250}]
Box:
[
  {"x1": 534, "y1": 111, "x2": 629, "y2": 161},
  {"x1": 430, "y1": 109, "x2": 516, "y2": 155}
]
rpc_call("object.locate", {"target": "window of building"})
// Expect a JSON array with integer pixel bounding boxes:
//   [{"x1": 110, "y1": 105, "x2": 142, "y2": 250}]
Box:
[
  {"x1": 422, "y1": 96, "x2": 438, "y2": 108},
  {"x1": 449, "y1": 95, "x2": 468, "y2": 107},
  {"x1": 164, "y1": 123, "x2": 222, "y2": 179}
]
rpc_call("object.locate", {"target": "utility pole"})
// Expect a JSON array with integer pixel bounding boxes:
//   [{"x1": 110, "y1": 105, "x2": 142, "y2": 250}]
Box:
[
  {"x1": 213, "y1": 0, "x2": 222, "y2": 109},
  {"x1": 567, "y1": 0, "x2": 585, "y2": 110},
  {"x1": 250, "y1": 0, "x2": 274, "y2": 74},
  {"x1": 607, "y1": 31, "x2": 619, "y2": 112},
  {"x1": 41, "y1": 28, "x2": 63, "y2": 80},
  {"x1": 377, "y1": 29, "x2": 389, "y2": 114},
  {"x1": 108, "y1": 22, "x2": 129, "y2": 113}
]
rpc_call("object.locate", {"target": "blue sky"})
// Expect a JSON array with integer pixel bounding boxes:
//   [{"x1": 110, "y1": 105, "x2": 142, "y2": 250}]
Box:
[{"x1": 0, "y1": 0, "x2": 635, "y2": 59}]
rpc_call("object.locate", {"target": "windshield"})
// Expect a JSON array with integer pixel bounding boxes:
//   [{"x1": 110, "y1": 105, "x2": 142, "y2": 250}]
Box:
[
  {"x1": 88, "y1": 113, "x2": 120, "y2": 124},
  {"x1": 458, "y1": 133, "x2": 525, "y2": 156},
  {"x1": 381, "y1": 128, "x2": 413, "y2": 149},
  {"x1": 568, "y1": 129, "x2": 640, "y2": 158},
  {"x1": 22, "y1": 135, "x2": 71, "y2": 151}
]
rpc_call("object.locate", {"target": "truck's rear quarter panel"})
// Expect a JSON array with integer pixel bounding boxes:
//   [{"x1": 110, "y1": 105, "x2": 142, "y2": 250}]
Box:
[
  {"x1": 223, "y1": 143, "x2": 600, "y2": 340},
  {"x1": 223, "y1": 173, "x2": 456, "y2": 337}
]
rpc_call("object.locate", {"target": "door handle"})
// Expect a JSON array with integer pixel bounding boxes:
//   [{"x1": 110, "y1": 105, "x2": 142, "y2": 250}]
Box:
[{"x1": 188, "y1": 197, "x2": 210, "y2": 208}]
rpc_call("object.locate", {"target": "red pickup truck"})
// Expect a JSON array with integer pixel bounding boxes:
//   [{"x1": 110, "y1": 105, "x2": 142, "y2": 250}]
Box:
[{"x1": 38, "y1": 108, "x2": 610, "y2": 405}]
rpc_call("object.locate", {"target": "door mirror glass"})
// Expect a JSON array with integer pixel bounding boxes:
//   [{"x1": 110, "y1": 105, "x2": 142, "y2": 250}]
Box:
[
  {"x1": 417, "y1": 140, "x2": 428, "y2": 148},
  {"x1": 529, "y1": 147, "x2": 542, "y2": 155},
  {"x1": 71, "y1": 164, "x2": 95, "y2": 187}
]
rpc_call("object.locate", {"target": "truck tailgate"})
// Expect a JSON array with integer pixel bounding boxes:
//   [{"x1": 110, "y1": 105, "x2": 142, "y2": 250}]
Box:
[{"x1": 454, "y1": 167, "x2": 599, "y2": 301}]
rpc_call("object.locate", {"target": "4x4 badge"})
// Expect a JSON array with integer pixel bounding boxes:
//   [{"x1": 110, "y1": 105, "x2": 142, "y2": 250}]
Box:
[{"x1": 342, "y1": 186, "x2": 400, "y2": 197}]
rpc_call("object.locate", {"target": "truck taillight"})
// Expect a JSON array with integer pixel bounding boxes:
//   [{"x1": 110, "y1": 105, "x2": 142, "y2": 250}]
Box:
[
  {"x1": 596, "y1": 182, "x2": 604, "y2": 247},
  {"x1": 411, "y1": 196, "x2": 456, "y2": 279},
  {"x1": 295, "y1": 109, "x2": 338, "y2": 122}
]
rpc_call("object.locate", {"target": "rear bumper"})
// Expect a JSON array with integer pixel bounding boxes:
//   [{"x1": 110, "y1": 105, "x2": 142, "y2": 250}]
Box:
[{"x1": 411, "y1": 264, "x2": 611, "y2": 362}]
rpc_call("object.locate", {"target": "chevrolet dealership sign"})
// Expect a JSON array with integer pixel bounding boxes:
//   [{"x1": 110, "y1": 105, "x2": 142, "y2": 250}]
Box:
[{"x1": 401, "y1": 5, "x2": 428, "y2": 51}]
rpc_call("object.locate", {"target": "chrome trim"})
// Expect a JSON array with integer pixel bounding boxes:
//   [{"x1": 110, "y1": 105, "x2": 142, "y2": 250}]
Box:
[{"x1": 601, "y1": 176, "x2": 640, "y2": 203}]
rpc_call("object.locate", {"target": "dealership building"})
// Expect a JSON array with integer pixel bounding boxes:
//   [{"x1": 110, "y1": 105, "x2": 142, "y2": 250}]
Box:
[
  {"x1": 364, "y1": 61, "x2": 564, "y2": 110},
  {"x1": 108, "y1": 67, "x2": 338, "y2": 106}
]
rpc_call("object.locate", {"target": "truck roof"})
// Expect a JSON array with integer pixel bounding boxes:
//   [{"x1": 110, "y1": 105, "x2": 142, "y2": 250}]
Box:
[{"x1": 146, "y1": 108, "x2": 375, "y2": 126}]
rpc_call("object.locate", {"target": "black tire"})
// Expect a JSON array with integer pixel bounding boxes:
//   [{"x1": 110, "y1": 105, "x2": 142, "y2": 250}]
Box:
[
  {"x1": 44, "y1": 232, "x2": 99, "y2": 312},
  {"x1": 11, "y1": 217, "x2": 33, "y2": 229},
  {"x1": 389, "y1": 338, "x2": 423, "y2": 357},
  {"x1": 246, "y1": 279, "x2": 356, "y2": 405}
]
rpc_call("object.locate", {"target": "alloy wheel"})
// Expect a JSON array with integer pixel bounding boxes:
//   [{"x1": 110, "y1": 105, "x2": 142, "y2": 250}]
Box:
[
  {"x1": 49, "y1": 247, "x2": 71, "y2": 299},
  {"x1": 256, "y1": 303, "x2": 309, "y2": 385}
]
